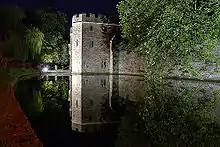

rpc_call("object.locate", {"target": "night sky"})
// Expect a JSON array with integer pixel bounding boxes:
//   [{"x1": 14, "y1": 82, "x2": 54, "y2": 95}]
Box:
[
  {"x1": 0, "y1": 0, "x2": 120, "y2": 17},
  {"x1": 0, "y1": 0, "x2": 120, "y2": 35}
]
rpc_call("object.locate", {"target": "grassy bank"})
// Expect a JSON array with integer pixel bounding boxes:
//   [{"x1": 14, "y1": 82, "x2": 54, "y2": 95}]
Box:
[{"x1": 0, "y1": 68, "x2": 40, "y2": 87}]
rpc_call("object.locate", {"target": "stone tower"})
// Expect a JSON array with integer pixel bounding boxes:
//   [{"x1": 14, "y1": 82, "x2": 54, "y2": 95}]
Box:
[{"x1": 69, "y1": 13, "x2": 118, "y2": 74}]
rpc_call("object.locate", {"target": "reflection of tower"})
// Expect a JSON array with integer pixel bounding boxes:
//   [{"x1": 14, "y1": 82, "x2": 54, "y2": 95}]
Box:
[
  {"x1": 69, "y1": 75, "x2": 117, "y2": 132},
  {"x1": 69, "y1": 74, "x2": 147, "y2": 132}
]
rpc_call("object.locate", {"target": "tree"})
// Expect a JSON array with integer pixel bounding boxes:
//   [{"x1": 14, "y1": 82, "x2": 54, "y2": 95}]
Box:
[
  {"x1": 117, "y1": 0, "x2": 220, "y2": 77},
  {"x1": 25, "y1": 27, "x2": 44, "y2": 62},
  {"x1": 0, "y1": 5, "x2": 25, "y2": 31},
  {"x1": 0, "y1": 5, "x2": 27, "y2": 60},
  {"x1": 23, "y1": 8, "x2": 68, "y2": 65},
  {"x1": 40, "y1": 8, "x2": 68, "y2": 65}
]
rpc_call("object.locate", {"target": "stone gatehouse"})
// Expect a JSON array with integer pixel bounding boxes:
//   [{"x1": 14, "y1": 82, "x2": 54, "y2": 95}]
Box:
[{"x1": 68, "y1": 13, "x2": 145, "y2": 75}]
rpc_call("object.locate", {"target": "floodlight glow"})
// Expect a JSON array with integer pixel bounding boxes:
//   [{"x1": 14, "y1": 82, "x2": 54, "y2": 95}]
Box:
[{"x1": 42, "y1": 67, "x2": 49, "y2": 72}]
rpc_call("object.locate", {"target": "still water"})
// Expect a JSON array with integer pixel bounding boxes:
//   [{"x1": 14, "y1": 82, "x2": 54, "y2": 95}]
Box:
[
  {"x1": 14, "y1": 74, "x2": 147, "y2": 147},
  {"x1": 14, "y1": 74, "x2": 220, "y2": 146}
]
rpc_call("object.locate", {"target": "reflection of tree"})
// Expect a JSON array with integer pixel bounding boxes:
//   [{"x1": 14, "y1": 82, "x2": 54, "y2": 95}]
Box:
[
  {"x1": 115, "y1": 81, "x2": 220, "y2": 147},
  {"x1": 115, "y1": 102, "x2": 148, "y2": 147},
  {"x1": 14, "y1": 79, "x2": 44, "y2": 119},
  {"x1": 41, "y1": 80, "x2": 68, "y2": 109},
  {"x1": 26, "y1": 90, "x2": 44, "y2": 118}
]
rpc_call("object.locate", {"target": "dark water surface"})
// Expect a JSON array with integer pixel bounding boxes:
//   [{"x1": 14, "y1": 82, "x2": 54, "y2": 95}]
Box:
[
  {"x1": 14, "y1": 74, "x2": 146, "y2": 147},
  {"x1": 14, "y1": 74, "x2": 220, "y2": 146}
]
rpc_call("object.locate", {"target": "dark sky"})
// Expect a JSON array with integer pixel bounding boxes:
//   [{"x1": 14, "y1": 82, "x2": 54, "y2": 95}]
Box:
[
  {"x1": 0, "y1": 0, "x2": 120, "y2": 35},
  {"x1": 0, "y1": 0, "x2": 120, "y2": 15}
]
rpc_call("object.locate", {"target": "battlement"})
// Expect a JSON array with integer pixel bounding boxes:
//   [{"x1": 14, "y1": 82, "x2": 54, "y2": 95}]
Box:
[{"x1": 72, "y1": 13, "x2": 119, "y2": 25}]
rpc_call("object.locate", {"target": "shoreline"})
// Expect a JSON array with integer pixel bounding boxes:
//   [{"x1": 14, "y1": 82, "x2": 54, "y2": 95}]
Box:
[{"x1": 0, "y1": 69, "x2": 42, "y2": 146}]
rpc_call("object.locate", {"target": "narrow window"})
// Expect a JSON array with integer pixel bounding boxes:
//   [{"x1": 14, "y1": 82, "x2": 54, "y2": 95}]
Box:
[
  {"x1": 90, "y1": 40, "x2": 93, "y2": 48},
  {"x1": 76, "y1": 40, "x2": 78, "y2": 46},
  {"x1": 84, "y1": 62, "x2": 87, "y2": 68},
  {"x1": 100, "y1": 79, "x2": 106, "y2": 87},
  {"x1": 95, "y1": 14, "x2": 98, "y2": 18},
  {"x1": 82, "y1": 79, "x2": 85, "y2": 86},
  {"x1": 90, "y1": 26, "x2": 93, "y2": 31},
  {"x1": 101, "y1": 61, "x2": 107, "y2": 68},
  {"x1": 76, "y1": 100, "x2": 78, "y2": 108}
]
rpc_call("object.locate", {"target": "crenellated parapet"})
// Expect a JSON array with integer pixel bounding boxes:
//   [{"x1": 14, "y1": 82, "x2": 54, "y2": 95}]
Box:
[
  {"x1": 72, "y1": 13, "x2": 119, "y2": 25},
  {"x1": 72, "y1": 13, "x2": 104, "y2": 24}
]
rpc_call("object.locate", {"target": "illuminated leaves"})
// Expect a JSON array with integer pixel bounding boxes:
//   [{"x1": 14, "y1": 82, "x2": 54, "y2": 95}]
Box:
[
  {"x1": 25, "y1": 27, "x2": 44, "y2": 61},
  {"x1": 117, "y1": 0, "x2": 220, "y2": 77}
]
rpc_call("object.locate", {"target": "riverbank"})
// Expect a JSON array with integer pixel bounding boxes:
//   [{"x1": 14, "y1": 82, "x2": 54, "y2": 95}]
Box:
[{"x1": 0, "y1": 68, "x2": 42, "y2": 146}]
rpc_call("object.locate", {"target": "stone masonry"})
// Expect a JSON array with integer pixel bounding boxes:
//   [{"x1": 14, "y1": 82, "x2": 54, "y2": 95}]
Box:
[{"x1": 69, "y1": 13, "x2": 145, "y2": 75}]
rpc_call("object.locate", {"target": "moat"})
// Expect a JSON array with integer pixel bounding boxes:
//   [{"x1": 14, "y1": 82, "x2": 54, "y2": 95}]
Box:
[
  {"x1": 14, "y1": 74, "x2": 220, "y2": 146},
  {"x1": 14, "y1": 74, "x2": 146, "y2": 147}
]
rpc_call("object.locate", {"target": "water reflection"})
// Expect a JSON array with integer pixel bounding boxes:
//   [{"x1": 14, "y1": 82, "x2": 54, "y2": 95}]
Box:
[
  {"x1": 14, "y1": 74, "x2": 220, "y2": 146},
  {"x1": 69, "y1": 74, "x2": 146, "y2": 133}
]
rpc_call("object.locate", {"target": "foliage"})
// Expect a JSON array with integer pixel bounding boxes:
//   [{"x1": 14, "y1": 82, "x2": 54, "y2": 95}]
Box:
[
  {"x1": 24, "y1": 8, "x2": 68, "y2": 65},
  {"x1": 25, "y1": 90, "x2": 44, "y2": 118},
  {"x1": 117, "y1": 0, "x2": 220, "y2": 78},
  {"x1": 40, "y1": 9, "x2": 68, "y2": 65},
  {"x1": 25, "y1": 27, "x2": 44, "y2": 61},
  {"x1": 41, "y1": 33, "x2": 68, "y2": 65},
  {"x1": 115, "y1": 79, "x2": 220, "y2": 146},
  {"x1": 115, "y1": 101, "x2": 148, "y2": 147},
  {"x1": 0, "y1": 5, "x2": 25, "y2": 30},
  {"x1": 0, "y1": 5, "x2": 28, "y2": 60},
  {"x1": 41, "y1": 80, "x2": 68, "y2": 109},
  {"x1": 40, "y1": 8, "x2": 67, "y2": 39}
]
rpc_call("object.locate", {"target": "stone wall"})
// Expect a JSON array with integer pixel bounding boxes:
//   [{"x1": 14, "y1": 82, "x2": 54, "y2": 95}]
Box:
[
  {"x1": 70, "y1": 13, "x2": 146, "y2": 75},
  {"x1": 166, "y1": 43, "x2": 220, "y2": 80},
  {"x1": 82, "y1": 22, "x2": 110, "y2": 73},
  {"x1": 118, "y1": 51, "x2": 146, "y2": 74},
  {"x1": 70, "y1": 22, "x2": 82, "y2": 73}
]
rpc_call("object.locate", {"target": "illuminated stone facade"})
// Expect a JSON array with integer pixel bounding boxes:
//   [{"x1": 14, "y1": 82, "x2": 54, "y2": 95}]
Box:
[{"x1": 69, "y1": 13, "x2": 145, "y2": 74}]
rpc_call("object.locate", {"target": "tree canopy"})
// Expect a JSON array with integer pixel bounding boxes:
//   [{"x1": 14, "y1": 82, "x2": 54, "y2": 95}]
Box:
[
  {"x1": 117, "y1": 0, "x2": 220, "y2": 76},
  {"x1": 24, "y1": 8, "x2": 68, "y2": 65},
  {"x1": 25, "y1": 27, "x2": 44, "y2": 61}
]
